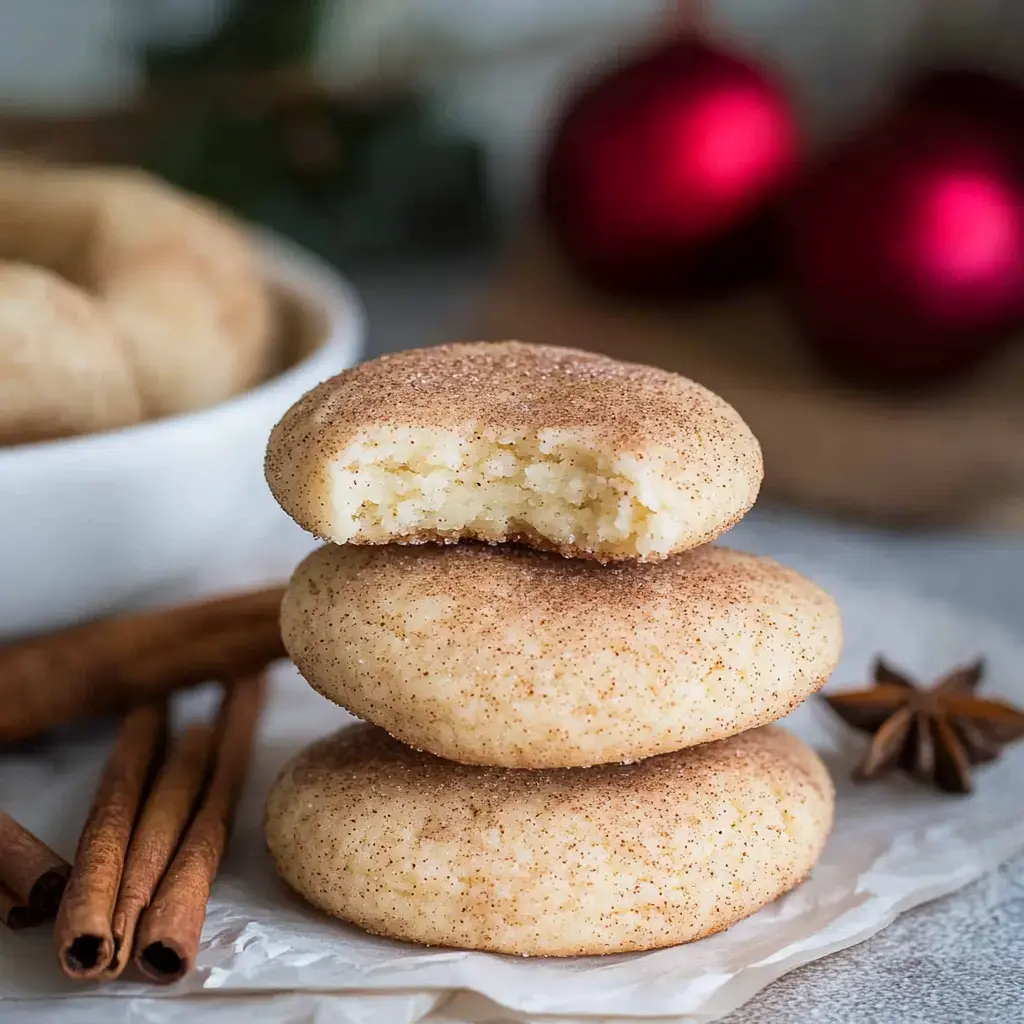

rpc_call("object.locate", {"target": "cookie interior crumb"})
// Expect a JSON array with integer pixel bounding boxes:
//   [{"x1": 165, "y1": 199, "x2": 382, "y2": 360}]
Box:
[{"x1": 328, "y1": 425, "x2": 745, "y2": 559}]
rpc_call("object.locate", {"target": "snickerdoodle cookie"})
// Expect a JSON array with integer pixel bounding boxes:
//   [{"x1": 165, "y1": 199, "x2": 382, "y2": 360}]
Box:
[
  {"x1": 0, "y1": 262, "x2": 142, "y2": 445},
  {"x1": 281, "y1": 542, "x2": 841, "y2": 768},
  {"x1": 265, "y1": 341, "x2": 762, "y2": 562},
  {"x1": 0, "y1": 161, "x2": 273, "y2": 417},
  {"x1": 264, "y1": 723, "x2": 833, "y2": 956}
]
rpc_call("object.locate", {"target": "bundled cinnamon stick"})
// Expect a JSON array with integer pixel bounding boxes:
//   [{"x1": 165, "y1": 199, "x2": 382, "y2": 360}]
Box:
[
  {"x1": 136, "y1": 674, "x2": 265, "y2": 984},
  {"x1": 105, "y1": 723, "x2": 217, "y2": 979},
  {"x1": 54, "y1": 704, "x2": 166, "y2": 980},
  {"x1": 52, "y1": 674, "x2": 266, "y2": 980},
  {"x1": 0, "y1": 586, "x2": 284, "y2": 744},
  {"x1": 0, "y1": 809, "x2": 70, "y2": 929}
]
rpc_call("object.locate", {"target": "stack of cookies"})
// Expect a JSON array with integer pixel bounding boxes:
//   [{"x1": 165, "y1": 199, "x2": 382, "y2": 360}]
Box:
[{"x1": 262, "y1": 342, "x2": 842, "y2": 957}]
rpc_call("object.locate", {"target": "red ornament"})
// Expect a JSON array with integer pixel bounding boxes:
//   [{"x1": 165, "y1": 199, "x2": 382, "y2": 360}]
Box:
[
  {"x1": 783, "y1": 112, "x2": 1024, "y2": 385},
  {"x1": 541, "y1": 36, "x2": 799, "y2": 296}
]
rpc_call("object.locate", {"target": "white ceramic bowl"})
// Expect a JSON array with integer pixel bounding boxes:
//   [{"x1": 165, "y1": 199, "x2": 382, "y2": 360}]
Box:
[{"x1": 0, "y1": 230, "x2": 364, "y2": 640}]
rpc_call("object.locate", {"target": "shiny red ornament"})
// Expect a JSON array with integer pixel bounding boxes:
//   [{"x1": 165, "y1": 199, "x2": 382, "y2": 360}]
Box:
[
  {"x1": 541, "y1": 37, "x2": 798, "y2": 296},
  {"x1": 784, "y1": 113, "x2": 1024, "y2": 385}
]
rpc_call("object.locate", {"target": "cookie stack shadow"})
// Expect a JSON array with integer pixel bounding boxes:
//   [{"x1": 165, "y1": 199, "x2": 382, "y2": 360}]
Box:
[{"x1": 262, "y1": 342, "x2": 843, "y2": 957}]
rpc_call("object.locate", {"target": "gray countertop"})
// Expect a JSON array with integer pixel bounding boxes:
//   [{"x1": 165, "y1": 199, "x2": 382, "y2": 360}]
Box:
[{"x1": 349, "y1": 258, "x2": 1024, "y2": 1023}]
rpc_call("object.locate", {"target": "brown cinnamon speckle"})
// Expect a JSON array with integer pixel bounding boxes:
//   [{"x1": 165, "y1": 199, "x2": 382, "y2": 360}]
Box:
[
  {"x1": 281, "y1": 543, "x2": 842, "y2": 768},
  {"x1": 263, "y1": 723, "x2": 834, "y2": 957}
]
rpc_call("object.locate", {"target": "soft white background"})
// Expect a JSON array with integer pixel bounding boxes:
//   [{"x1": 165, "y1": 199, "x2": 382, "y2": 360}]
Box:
[{"x1": 4, "y1": 0, "x2": 1022, "y2": 216}]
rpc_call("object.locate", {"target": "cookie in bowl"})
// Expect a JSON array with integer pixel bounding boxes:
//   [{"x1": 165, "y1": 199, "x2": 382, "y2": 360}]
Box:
[
  {"x1": 0, "y1": 228, "x2": 363, "y2": 639},
  {"x1": 0, "y1": 262, "x2": 141, "y2": 445},
  {"x1": 0, "y1": 160, "x2": 274, "y2": 418}
]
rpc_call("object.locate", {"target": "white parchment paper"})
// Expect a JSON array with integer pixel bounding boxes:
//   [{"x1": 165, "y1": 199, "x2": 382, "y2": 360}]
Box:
[{"x1": 1, "y1": 524, "x2": 1023, "y2": 1024}]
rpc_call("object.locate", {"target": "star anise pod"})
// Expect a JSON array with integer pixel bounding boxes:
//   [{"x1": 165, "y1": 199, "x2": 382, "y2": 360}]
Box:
[{"x1": 822, "y1": 658, "x2": 1024, "y2": 794}]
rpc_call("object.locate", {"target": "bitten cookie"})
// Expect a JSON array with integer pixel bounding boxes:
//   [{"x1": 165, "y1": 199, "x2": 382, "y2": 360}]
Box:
[
  {"x1": 0, "y1": 161, "x2": 273, "y2": 417},
  {"x1": 281, "y1": 542, "x2": 842, "y2": 768},
  {"x1": 266, "y1": 341, "x2": 762, "y2": 562},
  {"x1": 0, "y1": 262, "x2": 142, "y2": 445},
  {"x1": 264, "y1": 723, "x2": 834, "y2": 956}
]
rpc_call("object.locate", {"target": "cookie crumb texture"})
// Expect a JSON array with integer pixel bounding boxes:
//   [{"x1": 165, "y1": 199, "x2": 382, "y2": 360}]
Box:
[
  {"x1": 263, "y1": 724, "x2": 834, "y2": 956},
  {"x1": 265, "y1": 341, "x2": 762, "y2": 561},
  {"x1": 281, "y1": 543, "x2": 842, "y2": 768}
]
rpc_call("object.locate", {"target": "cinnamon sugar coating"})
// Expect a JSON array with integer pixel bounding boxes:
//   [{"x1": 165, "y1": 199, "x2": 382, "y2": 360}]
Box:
[
  {"x1": 281, "y1": 542, "x2": 842, "y2": 767},
  {"x1": 263, "y1": 723, "x2": 834, "y2": 956}
]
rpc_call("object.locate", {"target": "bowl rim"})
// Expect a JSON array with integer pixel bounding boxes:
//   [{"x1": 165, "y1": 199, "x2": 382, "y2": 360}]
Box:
[{"x1": 0, "y1": 226, "x2": 365, "y2": 466}]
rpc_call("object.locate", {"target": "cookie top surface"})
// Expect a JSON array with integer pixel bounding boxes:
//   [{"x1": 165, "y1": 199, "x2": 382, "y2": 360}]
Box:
[
  {"x1": 270, "y1": 340, "x2": 748, "y2": 446},
  {"x1": 282, "y1": 542, "x2": 842, "y2": 767},
  {"x1": 266, "y1": 341, "x2": 763, "y2": 561},
  {"x1": 264, "y1": 723, "x2": 834, "y2": 956}
]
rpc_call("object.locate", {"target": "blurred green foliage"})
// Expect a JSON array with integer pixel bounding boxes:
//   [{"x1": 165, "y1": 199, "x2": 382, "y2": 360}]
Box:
[
  {"x1": 145, "y1": 0, "x2": 326, "y2": 75},
  {"x1": 139, "y1": 0, "x2": 492, "y2": 263}
]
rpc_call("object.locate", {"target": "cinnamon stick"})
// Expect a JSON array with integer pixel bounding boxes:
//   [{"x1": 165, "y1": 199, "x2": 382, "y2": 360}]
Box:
[
  {"x1": 104, "y1": 723, "x2": 216, "y2": 979},
  {"x1": 0, "y1": 882, "x2": 47, "y2": 929},
  {"x1": 54, "y1": 704, "x2": 166, "y2": 980},
  {"x1": 136, "y1": 675, "x2": 265, "y2": 984},
  {"x1": 0, "y1": 808, "x2": 70, "y2": 925},
  {"x1": 0, "y1": 586, "x2": 284, "y2": 744}
]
